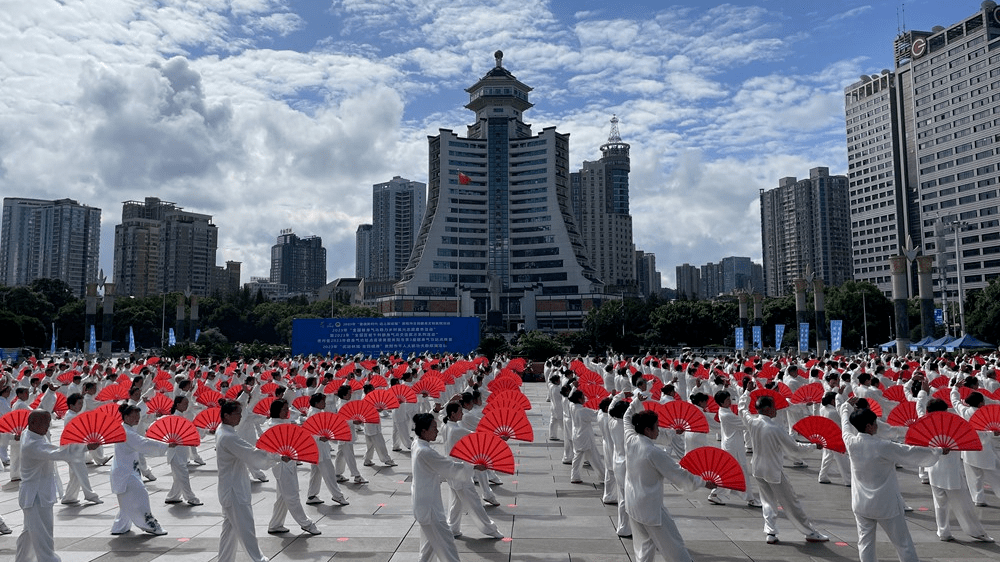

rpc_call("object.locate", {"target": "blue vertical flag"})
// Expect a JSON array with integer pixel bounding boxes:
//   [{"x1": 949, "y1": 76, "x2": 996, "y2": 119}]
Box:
[
  {"x1": 830, "y1": 320, "x2": 843, "y2": 352},
  {"x1": 50, "y1": 323, "x2": 56, "y2": 354},
  {"x1": 88, "y1": 325, "x2": 97, "y2": 354},
  {"x1": 798, "y1": 322, "x2": 810, "y2": 354},
  {"x1": 752, "y1": 325, "x2": 762, "y2": 350},
  {"x1": 734, "y1": 327, "x2": 744, "y2": 351},
  {"x1": 128, "y1": 326, "x2": 136, "y2": 353},
  {"x1": 168, "y1": 328, "x2": 176, "y2": 346},
  {"x1": 194, "y1": 329, "x2": 201, "y2": 342},
  {"x1": 775, "y1": 324, "x2": 785, "y2": 349}
]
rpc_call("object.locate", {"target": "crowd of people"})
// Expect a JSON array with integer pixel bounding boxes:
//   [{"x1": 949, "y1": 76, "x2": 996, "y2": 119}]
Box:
[{"x1": 0, "y1": 347, "x2": 998, "y2": 562}]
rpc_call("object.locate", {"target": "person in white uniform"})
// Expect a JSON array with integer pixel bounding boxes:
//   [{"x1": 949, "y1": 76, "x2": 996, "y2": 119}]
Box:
[
  {"x1": 60, "y1": 393, "x2": 103, "y2": 505},
  {"x1": 622, "y1": 392, "x2": 716, "y2": 562},
  {"x1": 163, "y1": 396, "x2": 201, "y2": 506},
  {"x1": 304, "y1": 394, "x2": 349, "y2": 506},
  {"x1": 440, "y1": 402, "x2": 505, "y2": 539},
  {"x1": 711, "y1": 390, "x2": 760, "y2": 507},
  {"x1": 110, "y1": 404, "x2": 173, "y2": 535},
  {"x1": 265, "y1": 399, "x2": 320, "y2": 535},
  {"x1": 951, "y1": 382, "x2": 1000, "y2": 506},
  {"x1": 568, "y1": 389, "x2": 605, "y2": 484}
]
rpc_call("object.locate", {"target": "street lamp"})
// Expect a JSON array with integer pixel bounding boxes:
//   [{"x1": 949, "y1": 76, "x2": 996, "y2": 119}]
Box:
[{"x1": 951, "y1": 220, "x2": 969, "y2": 336}]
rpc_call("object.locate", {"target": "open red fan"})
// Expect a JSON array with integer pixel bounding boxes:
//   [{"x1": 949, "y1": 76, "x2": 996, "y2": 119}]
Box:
[
  {"x1": 450, "y1": 432, "x2": 515, "y2": 474},
  {"x1": 928, "y1": 376, "x2": 949, "y2": 389},
  {"x1": 576, "y1": 369, "x2": 603, "y2": 387},
  {"x1": 792, "y1": 416, "x2": 846, "y2": 454},
  {"x1": 580, "y1": 383, "x2": 610, "y2": 400},
  {"x1": 60, "y1": 409, "x2": 127, "y2": 446},
  {"x1": 887, "y1": 401, "x2": 919, "y2": 427},
  {"x1": 679, "y1": 447, "x2": 746, "y2": 491},
  {"x1": 364, "y1": 388, "x2": 400, "y2": 410},
  {"x1": 260, "y1": 382, "x2": 280, "y2": 396},
  {"x1": 154, "y1": 379, "x2": 174, "y2": 393},
  {"x1": 477, "y1": 406, "x2": 534, "y2": 442},
  {"x1": 146, "y1": 415, "x2": 201, "y2": 446},
  {"x1": 790, "y1": 383, "x2": 825, "y2": 405},
  {"x1": 197, "y1": 389, "x2": 224, "y2": 408},
  {"x1": 302, "y1": 412, "x2": 352, "y2": 441},
  {"x1": 933, "y1": 386, "x2": 972, "y2": 408},
  {"x1": 337, "y1": 400, "x2": 380, "y2": 424},
  {"x1": 96, "y1": 383, "x2": 130, "y2": 402},
  {"x1": 30, "y1": 392, "x2": 69, "y2": 418},
  {"x1": 583, "y1": 396, "x2": 603, "y2": 410},
  {"x1": 775, "y1": 382, "x2": 793, "y2": 400},
  {"x1": 146, "y1": 393, "x2": 174, "y2": 416},
  {"x1": 292, "y1": 395, "x2": 312, "y2": 415},
  {"x1": 193, "y1": 407, "x2": 221, "y2": 431},
  {"x1": 256, "y1": 423, "x2": 319, "y2": 464},
  {"x1": 0, "y1": 410, "x2": 30, "y2": 434},
  {"x1": 905, "y1": 411, "x2": 982, "y2": 451},
  {"x1": 367, "y1": 374, "x2": 389, "y2": 388},
  {"x1": 484, "y1": 396, "x2": 529, "y2": 415},
  {"x1": 291, "y1": 375, "x2": 308, "y2": 389},
  {"x1": 410, "y1": 377, "x2": 445, "y2": 398},
  {"x1": 94, "y1": 402, "x2": 121, "y2": 417},
  {"x1": 748, "y1": 388, "x2": 789, "y2": 414},
  {"x1": 881, "y1": 385, "x2": 908, "y2": 403},
  {"x1": 970, "y1": 404, "x2": 1000, "y2": 433},
  {"x1": 348, "y1": 378, "x2": 366, "y2": 392},
  {"x1": 487, "y1": 390, "x2": 531, "y2": 411},
  {"x1": 252, "y1": 396, "x2": 277, "y2": 417},
  {"x1": 390, "y1": 384, "x2": 418, "y2": 404},
  {"x1": 487, "y1": 377, "x2": 522, "y2": 393},
  {"x1": 57, "y1": 370, "x2": 78, "y2": 385},
  {"x1": 658, "y1": 400, "x2": 710, "y2": 433},
  {"x1": 323, "y1": 379, "x2": 346, "y2": 394},
  {"x1": 225, "y1": 385, "x2": 245, "y2": 400}
]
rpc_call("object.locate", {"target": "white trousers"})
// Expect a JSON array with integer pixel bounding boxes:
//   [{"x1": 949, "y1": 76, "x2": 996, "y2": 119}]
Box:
[
  {"x1": 474, "y1": 469, "x2": 496, "y2": 502},
  {"x1": 570, "y1": 446, "x2": 604, "y2": 482},
  {"x1": 335, "y1": 441, "x2": 361, "y2": 478},
  {"x1": 818, "y1": 448, "x2": 852, "y2": 485},
  {"x1": 418, "y1": 516, "x2": 460, "y2": 562},
  {"x1": 964, "y1": 463, "x2": 1000, "y2": 504},
  {"x1": 17, "y1": 497, "x2": 59, "y2": 562},
  {"x1": 549, "y1": 408, "x2": 562, "y2": 440},
  {"x1": 166, "y1": 449, "x2": 198, "y2": 503},
  {"x1": 269, "y1": 464, "x2": 312, "y2": 529},
  {"x1": 855, "y1": 513, "x2": 918, "y2": 562},
  {"x1": 716, "y1": 444, "x2": 757, "y2": 503},
  {"x1": 392, "y1": 411, "x2": 410, "y2": 450},
  {"x1": 64, "y1": 458, "x2": 98, "y2": 502},
  {"x1": 613, "y1": 462, "x2": 631, "y2": 536},
  {"x1": 931, "y1": 485, "x2": 988, "y2": 539},
  {"x1": 754, "y1": 475, "x2": 817, "y2": 537},
  {"x1": 10, "y1": 436, "x2": 21, "y2": 480},
  {"x1": 363, "y1": 434, "x2": 392, "y2": 464},
  {"x1": 219, "y1": 500, "x2": 267, "y2": 562},
  {"x1": 448, "y1": 484, "x2": 500, "y2": 536},
  {"x1": 111, "y1": 479, "x2": 161, "y2": 533},
  {"x1": 630, "y1": 508, "x2": 693, "y2": 562},
  {"x1": 307, "y1": 457, "x2": 346, "y2": 501}
]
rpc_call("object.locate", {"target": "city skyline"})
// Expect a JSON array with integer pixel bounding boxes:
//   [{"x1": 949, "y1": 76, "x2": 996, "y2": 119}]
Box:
[{"x1": 0, "y1": 1, "x2": 959, "y2": 288}]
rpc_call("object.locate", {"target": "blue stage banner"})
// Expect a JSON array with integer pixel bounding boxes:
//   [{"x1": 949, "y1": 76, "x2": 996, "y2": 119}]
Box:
[
  {"x1": 798, "y1": 322, "x2": 810, "y2": 354},
  {"x1": 168, "y1": 328, "x2": 176, "y2": 346},
  {"x1": 128, "y1": 326, "x2": 136, "y2": 353},
  {"x1": 830, "y1": 320, "x2": 843, "y2": 351},
  {"x1": 293, "y1": 317, "x2": 481, "y2": 356},
  {"x1": 752, "y1": 325, "x2": 762, "y2": 350},
  {"x1": 734, "y1": 327, "x2": 744, "y2": 350},
  {"x1": 934, "y1": 309, "x2": 944, "y2": 325},
  {"x1": 775, "y1": 324, "x2": 785, "y2": 349},
  {"x1": 88, "y1": 325, "x2": 97, "y2": 354}
]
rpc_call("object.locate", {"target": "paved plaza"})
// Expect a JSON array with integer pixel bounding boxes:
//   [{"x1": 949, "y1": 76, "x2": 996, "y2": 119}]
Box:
[{"x1": 2, "y1": 381, "x2": 1000, "y2": 561}]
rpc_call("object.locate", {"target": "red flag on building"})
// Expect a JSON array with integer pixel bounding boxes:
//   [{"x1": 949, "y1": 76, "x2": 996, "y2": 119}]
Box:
[{"x1": 458, "y1": 172, "x2": 471, "y2": 185}]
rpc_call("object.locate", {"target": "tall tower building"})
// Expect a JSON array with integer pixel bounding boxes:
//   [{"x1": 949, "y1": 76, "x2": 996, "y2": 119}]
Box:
[
  {"x1": 700, "y1": 262, "x2": 722, "y2": 299},
  {"x1": 760, "y1": 167, "x2": 852, "y2": 297},
  {"x1": 571, "y1": 116, "x2": 635, "y2": 292},
  {"x1": 676, "y1": 263, "x2": 700, "y2": 300},
  {"x1": 0, "y1": 197, "x2": 101, "y2": 297},
  {"x1": 635, "y1": 250, "x2": 659, "y2": 297},
  {"x1": 356, "y1": 224, "x2": 373, "y2": 279},
  {"x1": 113, "y1": 197, "x2": 218, "y2": 297},
  {"x1": 270, "y1": 229, "x2": 326, "y2": 294},
  {"x1": 372, "y1": 176, "x2": 426, "y2": 282},
  {"x1": 386, "y1": 51, "x2": 604, "y2": 330}
]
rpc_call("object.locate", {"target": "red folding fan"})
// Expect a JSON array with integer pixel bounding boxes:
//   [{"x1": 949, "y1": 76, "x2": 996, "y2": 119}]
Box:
[
  {"x1": 324, "y1": 379, "x2": 347, "y2": 394},
  {"x1": 260, "y1": 382, "x2": 280, "y2": 396},
  {"x1": 580, "y1": 383, "x2": 610, "y2": 400},
  {"x1": 60, "y1": 409, "x2": 127, "y2": 446},
  {"x1": 905, "y1": 411, "x2": 982, "y2": 451},
  {"x1": 790, "y1": 383, "x2": 825, "y2": 405},
  {"x1": 146, "y1": 415, "x2": 201, "y2": 446},
  {"x1": 197, "y1": 389, "x2": 224, "y2": 408},
  {"x1": 679, "y1": 446, "x2": 746, "y2": 492},
  {"x1": 487, "y1": 390, "x2": 531, "y2": 410},
  {"x1": 337, "y1": 400, "x2": 380, "y2": 424},
  {"x1": 477, "y1": 406, "x2": 534, "y2": 442},
  {"x1": 367, "y1": 374, "x2": 389, "y2": 389},
  {"x1": 94, "y1": 402, "x2": 121, "y2": 417},
  {"x1": 0, "y1": 410, "x2": 30, "y2": 434},
  {"x1": 450, "y1": 431, "x2": 515, "y2": 474},
  {"x1": 410, "y1": 377, "x2": 445, "y2": 398},
  {"x1": 364, "y1": 388, "x2": 400, "y2": 410},
  {"x1": 659, "y1": 400, "x2": 710, "y2": 433},
  {"x1": 96, "y1": 383, "x2": 130, "y2": 402},
  {"x1": 584, "y1": 395, "x2": 603, "y2": 410},
  {"x1": 256, "y1": 423, "x2": 319, "y2": 464},
  {"x1": 887, "y1": 401, "x2": 919, "y2": 427},
  {"x1": 30, "y1": 393, "x2": 69, "y2": 418},
  {"x1": 390, "y1": 384, "x2": 418, "y2": 404},
  {"x1": 970, "y1": 404, "x2": 1000, "y2": 433},
  {"x1": 225, "y1": 385, "x2": 245, "y2": 400},
  {"x1": 146, "y1": 393, "x2": 174, "y2": 416},
  {"x1": 484, "y1": 397, "x2": 529, "y2": 415},
  {"x1": 302, "y1": 411, "x2": 352, "y2": 441},
  {"x1": 882, "y1": 385, "x2": 907, "y2": 403},
  {"x1": 748, "y1": 388, "x2": 789, "y2": 414},
  {"x1": 775, "y1": 382, "x2": 793, "y2": 400},
  {"x1": 291, "y1": 395, "x2": 312, "y2": 415},
  {"x1": 252, "y1": 396, "x2": 277, "y2": 417},
  {"x1": 57, "y1": 370, "x2": 78, "y2": 385},
  {"x1": 792, "y1": 416, "x2": 846, "y2": 454},
  {"x1": 291, "y1": 375, "x2": 308, "y2": 389},
  {"x1": 193, "y1": 407, "x2": 221, "y2": 431},
  {"x1": 348, "y1": 378, "x2": 366, "y2": 392},
  {"x1": 576, "y1": 369, "x2": 603, "y2": 387},
  {"x1": 154, "y1": 379, "x2": 174, "y2": 393},
  {"x1": 933, "y1": 386, "x2": 973, "y2": 408},
  {"x1": 928, "y1": 376, "x2": 949, "y2": 389},
  {"x1": 488, "y1": 377, "x2": 522, "y2": 393}
]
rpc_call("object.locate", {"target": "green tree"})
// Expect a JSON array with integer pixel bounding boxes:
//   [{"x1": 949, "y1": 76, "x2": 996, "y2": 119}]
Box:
[
  {"x1": 966, "y1": 280, "x2": 1000, "y2": 345},
  {"x1": 512, "y1": 330, "x2": 566, "y2": 362}
]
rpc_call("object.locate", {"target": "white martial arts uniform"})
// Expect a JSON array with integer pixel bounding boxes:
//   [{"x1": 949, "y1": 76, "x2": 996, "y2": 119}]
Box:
[
  {"x1": 951, "y1": 386, "x2": 1000, "y2": 505},
  {"x1": 840, "y1": 402, "x2": 941, "y2": 562},
  {"x1": 608, "y1": 398, "x2": 632, "y2": 537},
  {"x1": 304, "y1": 408, "x2": 348, "y2": 503},
  {"x1": 622, "y1": 398, "x2": 704, "y2": 562},
  {"x1": 715, "y1": 398, "x2": 758, "y2": 504},
  {"x1": 110, "y1": 423, "x2": 169, "y2": 534},
  {"x1": 817, "y1": 402, "x2": 852, "y2": 486},
  {"x1": 440, "y1": 420, "x2": 503, "y2": 538},
  {"x1": 926, "y1": 442, "x2": 991, "y2": 540},
  {"x1": 548, "y1": 379, "x2": 564, "y2": 440},
  {"x1": 266, "y1": 418, "x2": 314, "y2": 531},
  {"x1": 334, "y1": 398, "x2": 363, "y2": 479},
  {"x1": 599, "y1": 408, "x2": 618, "y2": 504},
  {"x1": 61, "y1": 409, "x2": 100, "y2": 504},
  {"x1": 412, "y1": 435, "x2": 465, "y2": 562},
  {"x1": 17, "y1": 426, "x2": 75, "y2": 562},
  {"x1": 570, "y1": 401, "x2": 605, "y2": 483},
  {"x1": 165, "y1": 437, "x2": 199, "y2": 504},
  {"x1": 216, "y1": 423, "x2": 278, "y2": 562}
]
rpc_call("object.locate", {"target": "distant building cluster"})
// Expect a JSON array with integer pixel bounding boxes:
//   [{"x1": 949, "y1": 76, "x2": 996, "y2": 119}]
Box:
[{"x1": 675, "y1": 257, "x2": 764, "y2": 300}]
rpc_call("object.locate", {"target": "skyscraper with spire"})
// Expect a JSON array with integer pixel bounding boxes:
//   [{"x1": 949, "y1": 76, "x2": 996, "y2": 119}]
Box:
[{"x1": 383, "y1": 51, "x2": 608, "y2": 331}]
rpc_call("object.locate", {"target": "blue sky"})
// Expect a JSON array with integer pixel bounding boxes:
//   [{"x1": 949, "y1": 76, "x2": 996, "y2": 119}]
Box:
[{"x1": 0, "y1": 0, "x2": 965, "y2": 288}]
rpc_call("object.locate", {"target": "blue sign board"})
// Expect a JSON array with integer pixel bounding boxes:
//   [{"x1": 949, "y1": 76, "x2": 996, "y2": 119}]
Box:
[
  {"x1": 292, "y1": 317, "x2": 481, "y2": 356},
  {"x1": 934, "y1": 308, "x2": 944, "y2": 326}
]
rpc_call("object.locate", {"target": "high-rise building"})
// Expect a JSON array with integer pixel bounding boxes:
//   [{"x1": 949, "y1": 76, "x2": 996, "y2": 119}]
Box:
[
  {"x1": 571, "y1": 116, "x2": 635, "y2": 292},
  {"x1": 760, "y1": 167, "x2": 852, "y2": 297},
  {"x1": 700, "y1": 262, "x2": 722, "y2": 299},
  {"x1": 0, "y1": 197, "x2": 101, "y2": 297},
  {"x1": 383, "y1": 51, "x2": 606, "y2": 331},
  {"x1": 355, "y1": 224, "x2": 373, "y2": 279},
  {"x1": 270, "y1": 229, "x2": 326, "y2": 294},
  {"x1": 113, "y1": 197, "x2": 218, "y2": 297},
  {"x1": 676, "y1": 263, "x2": 700, "y2": 300},
  {"x1": 371, "y1": 176, "x2": 426, "y2": 282},
  {"x1": 635, "y1": 250, "x2": 660, "y2": 297},
  {"x1": 211, "y1": 261, "x2": 241, "y2": 297}
]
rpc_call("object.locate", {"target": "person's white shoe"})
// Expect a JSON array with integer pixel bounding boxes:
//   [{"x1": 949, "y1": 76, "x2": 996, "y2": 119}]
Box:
[
  {"x1": 805, "y1": 531, "x2": 829, "y2": 543},
  {"x1": 384, "y1": 460, "x2": 397, "y2": 467},
  {"x1": 301, "y1": 523, "x2": 321, "y2": 535},
  {"x1": 306, "y1": 496, "x2": 324, "y2": 505},
  {"x1": 62, "y1": 498, "x2": 80, "y2": 505},
  {"x1": 353, "y1": 475, "x2": 368, "y2": 484},
  {"x1": 332, "y1": 496, "x2": 350, "y2": 506},
  {"x1": 487, "y1": 531, "x2": 505, "y2": 539},
  {"x1": 0, "y1": 522, "x2": 12, "y2": 535},
  {"x1": 267, "y1": 526, "x2": 289, "y2": 534},
  {"x1": 971, "y1": 534, "x2": 995, "y2": 542},
  {"x1": 766, "y1": 534, "x2": 778, "y2": 544},
  {"x1": 187, "y1": 499, "x2": 203, "y2": 506},
  {"x1": 747, "y1": 499, "x2": 762, "y2": 508},
  {"x1": 707, "y1": 495, "x2": 725, "y2": 506},
  {"x1": 336, "y1": 475, "x2": 349, "y2": 483},
  {"x1": 363, "y1": 460, "x2": 375, "y2": 467},
  {"x1": 484, "y1": 497, "x2": 500, "y2": 506},
  {"x1": 145, "y1": 527, "x2": 167, "y2": 536}
]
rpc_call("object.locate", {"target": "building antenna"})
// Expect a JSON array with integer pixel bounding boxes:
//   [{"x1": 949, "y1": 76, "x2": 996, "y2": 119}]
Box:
[
  {"x1": 607, "y1": 114, "x2": 621, "y2": 143},
  {"x1": 898, "y1": 2, "x2": 907, "y2": 35}
]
